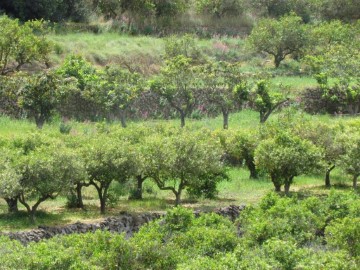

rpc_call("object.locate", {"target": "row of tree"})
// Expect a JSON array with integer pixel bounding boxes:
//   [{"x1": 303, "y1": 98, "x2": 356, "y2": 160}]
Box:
[{"x1": 0, "y1": 118, "x2": 359, "y2": 221}]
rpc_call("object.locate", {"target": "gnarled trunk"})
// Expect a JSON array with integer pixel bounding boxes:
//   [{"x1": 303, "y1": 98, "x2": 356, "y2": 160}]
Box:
[
  {"x1": 5, "y1": 197, "x2": 18, "y2": 213},
  {"x1": 246, "y1": 158, "x2": 258, "y2": 179},
  {"x1": 76, "y1": 184, "x2": 84, "y2": 208}
]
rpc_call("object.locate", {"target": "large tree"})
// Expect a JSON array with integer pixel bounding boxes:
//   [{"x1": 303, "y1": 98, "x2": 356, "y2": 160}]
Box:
[
  {"x1": 150, "y1": 55, "x2": 198, "y2": 127},
  {"x1": 18, "y1": 71, "x2": 74, "y2": 129},
  {"x1": 255, "y1": 131, "x2": 321, "y2": 194},
  {"x1": 87, "y1": 66, "x2": 144, "y2": 127},
  {"x1": 18, "y1": 144, "x2": 84, "y2": 223},
  {"x1": 83, "y1": 135, "x2": 132, "y2": 214},
  {"x1": 145, "y1": 129, "x2": 227, "y2": 205},
  {"x1": 0, "y1": 16, "x2": 51, "y2": 75},
  {"x1": 199, "y1": 61, "x2": 249, "y2": 129},
  {"x1": 248, "y1": 13, "x2": 309, "y2": 68}
]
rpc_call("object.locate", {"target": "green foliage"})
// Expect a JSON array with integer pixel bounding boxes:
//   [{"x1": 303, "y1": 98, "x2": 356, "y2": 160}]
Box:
[
  {"x1": 198, "y1": 60, "x2": 249, "y2": 129},
  {"x1": 149, "y1": 55, "x2": 199, "y2": 127},
  {"x1": 87, "y1": 65, "x2": 144, "y2": 127},
  {"x1": 164, "y1": 34, "x2": 203, "y2": 63},
  {"x1": 145, "y1": 129, "x2": 227, "y2": 205},
  {"x1": 1, "y1": 0, "x2": 92, "y2": 22},
  {"x1": 338, "y1": 131, "x2": 360, "y2": 188},
  {"x1": 18, "y1": 142, "x2": 85, "y2": 221},
  {"x1": 315, "y1": 0, "x2": 360, "y2": 21},
  {"x1": 164, "y1": 206, "x2": 194, "y2": 232},
  {"x1": 83, "y1": 135, "x2": 133, "y2": 213},
  {"x1": 255, "y1": 130, "x2": 321, "y2": 193},
  {"x1": 326, "y1": 217, "x2": 360, "y2": 257},
  {"x1": 248, "y1": 0, "x2": 313, "y2": 22},
  {"x1": 249, "y1": 80, "x2": 289, "y2": 123},
  {"x1": 18, "y1": 71, "x2": 74, "y2": 128},
  {"x1": 195, "y1": 0, "x2": 245, "y2": 18},
  {"x1": 248, "y1": 13, "x2": 309, "y2": 68},
  {"x1": 0, "y1": 15, "x2": 51, "y2": 75}
]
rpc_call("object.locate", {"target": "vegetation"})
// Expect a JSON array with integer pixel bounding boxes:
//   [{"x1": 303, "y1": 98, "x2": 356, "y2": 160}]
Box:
[{"x1": 0, "y1": 2, "x2": 359, "y2": 268}]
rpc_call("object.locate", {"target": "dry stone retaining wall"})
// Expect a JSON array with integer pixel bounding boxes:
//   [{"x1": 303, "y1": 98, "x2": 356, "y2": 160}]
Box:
[{"x1": 2, "y1": 205, "x2": 245, "y2": 245}]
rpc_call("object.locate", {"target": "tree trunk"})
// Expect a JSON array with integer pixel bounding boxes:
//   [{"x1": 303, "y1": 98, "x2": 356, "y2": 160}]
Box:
[
  {"x1": 119, "y1": 109, "x2": 127, "y2": 128},
  {"x1": 246, "y1": 159, "x2": 258, "y2": 179},
  {"x1": 76, "y1": 184, "x2": 84, "y2": 208},
  {"x1": 180, "y1": 112, "x2": 186, "y2": 128},
  {"x1": 274, "y1": 184, "x2": 281, "y2": 192},
  {"x1": 274, "y1": 54, "x2": 283, "y2": 68},
  {"x1": 284, "y1": 182, "x2": 291, "y2": 195},
  {"x1": 4, "y1": 197, "x2": 18, "y2": 213},
  {"x1": 325, "y1": 164, "x2": 335, "y2": 188},
  {"x1": 175, "y1": 191, "x2": 182, "y2": 206},
  {"x1": 222, "y1": 110, "x2": 229, "y2": 130},
  {"x1": 353, "y1": 175, "x2": 358, "y2": 189},
  {"x1": 271, "y1": 175, "x2": 281, "y2": 192},
  {"x1": 100, "y1": 197, "x2": 106, "y2": 214},
  {"x1": 131, "y1": 175, "x2": 145, "y2": 200},
  {"x1": 35, "y1": 114, "x2": 46, "y2": 129}
]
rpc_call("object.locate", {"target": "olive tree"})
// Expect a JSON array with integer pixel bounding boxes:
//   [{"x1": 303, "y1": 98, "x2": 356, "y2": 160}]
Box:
[
  {"x1": 0, "y1": 16, "x2": 51, "y2": 75},
  {"x1": 255, "y1": 131, "x2": 321, "y2": 194},
  {"x1": 83, "y1": 136, "x2": 132, "y2": 214},
  {"x1": 250, "y1": 80, "x2": 289, "y2": 123},
  {"x1": 145, "y1": 130, "x2": 227, "y2": 205},
  {"x1": 87, "y1": 66, "x2": 144, "y2": 127},
  {"x1": 248, "y1": 13, "x2": 309, "y2": 68},
  {"x1": 199, "y1": 61, "x2": 249, "y2": 129},
  {"x1": 149, "y1": 55, "x2": 198, "y2": 128},
  {"x1": 18, "y1": 144, "x2": 85, "y2": 223},
  {"x1": 227, "y1": 129, "x2": 259, "y2": 179},
  {"x1": 18, "y1": 71, "x2": 76, "y2": 129},
  {"x1": 294, "y1": 121, "x2": 343, "y2": 187}
]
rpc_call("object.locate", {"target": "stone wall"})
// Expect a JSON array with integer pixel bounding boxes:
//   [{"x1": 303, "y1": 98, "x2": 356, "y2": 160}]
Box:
[{"x1": 2, "y1": 205, "x2": 245, "y2": 245}]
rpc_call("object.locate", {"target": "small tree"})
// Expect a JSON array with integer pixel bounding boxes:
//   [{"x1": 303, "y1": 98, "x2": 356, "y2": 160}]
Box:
[
  {"x1": 83, "y1": 136, "x2": 132, "y2": 214},
  {"x1": 227, "y1": 129, "x2": 259, "y2": 179},
  {"x1": 88, "y1": 66, "x2": 144, "y2": 127},
  {"x1": 250, "y1": 80, "x2": 289, "y2": 123},
  {"x1": 294, "y1": 121, "x2": 343, "y2": 187},
  {"x1": 146, "y1": 130, "x2": 227, "y2": 205},
  {"x1": 0, "y1": 16, "x2": 51, "y2": 75},
  {"x1": 199, "y1": 61, "x2": 249, "y2": 129},
  {"x1": 248, "y1": 13, "x2": 309, "y2": 68},
  {"x1": 18, "y1": 71, "x2": 74, "y2": 128},
  {"x1": 255, "y1": 131, "x2": 321, "y2": 194},
  {"x1": 149, "y1": 55, "x2": 198, "y2": 127},
  {"x1": 56, "y1": 54, "x2": 101, "y2": 121},
  {"x1": 18, "y1": 144, "x2": 84, "y2": 222}
]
